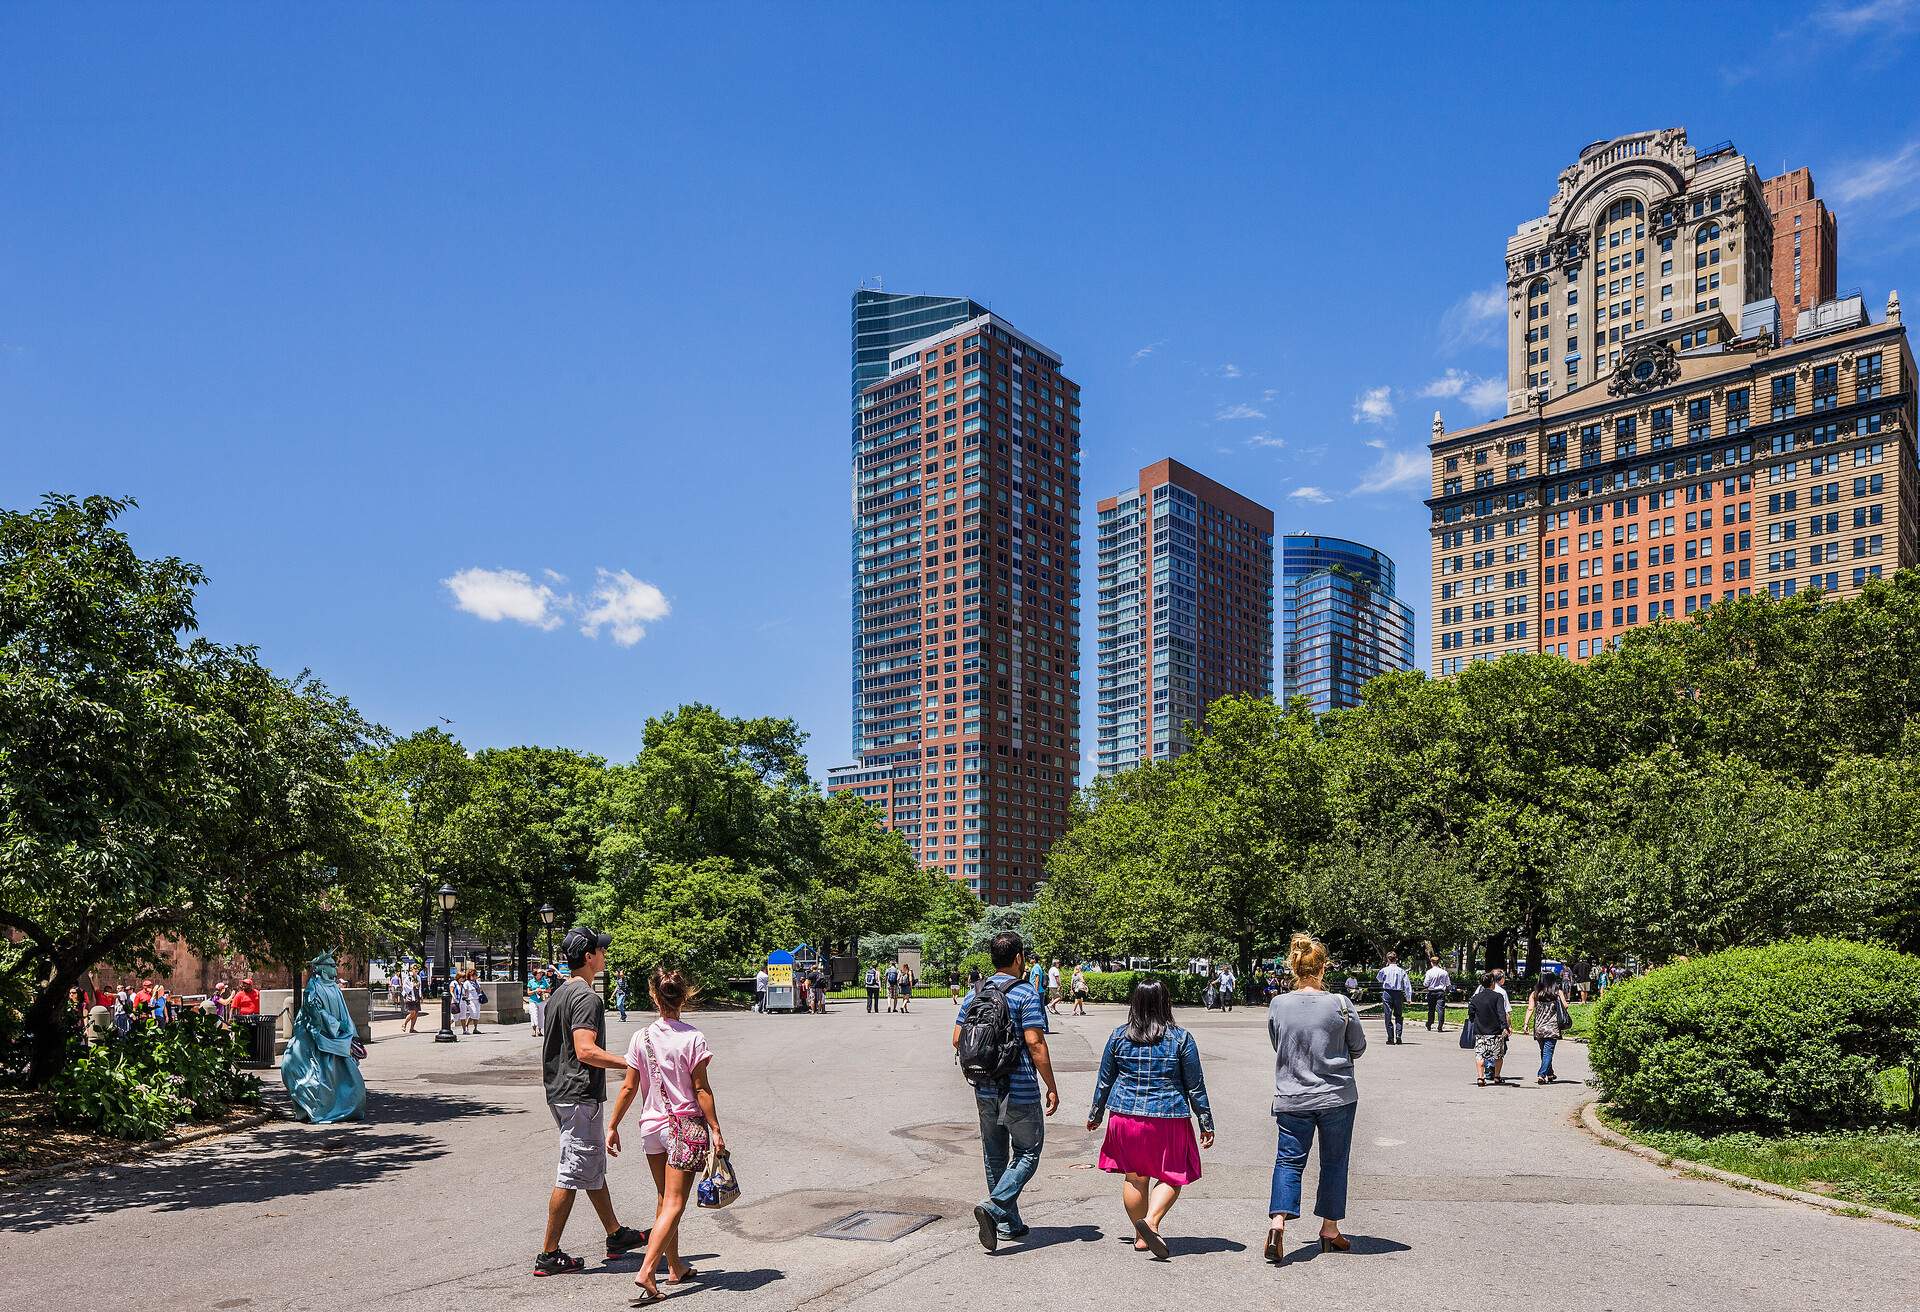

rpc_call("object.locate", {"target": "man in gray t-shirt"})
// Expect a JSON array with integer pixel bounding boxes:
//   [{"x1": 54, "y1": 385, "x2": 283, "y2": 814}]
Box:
[{"x1": 532, "y1": 928, "x2": 647, "y2": 1278}]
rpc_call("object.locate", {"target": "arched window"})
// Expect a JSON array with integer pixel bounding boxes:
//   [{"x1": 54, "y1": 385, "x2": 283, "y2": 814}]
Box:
[{"x1": 1696, "y1": 221, "x2": 1721, "y2": 245}]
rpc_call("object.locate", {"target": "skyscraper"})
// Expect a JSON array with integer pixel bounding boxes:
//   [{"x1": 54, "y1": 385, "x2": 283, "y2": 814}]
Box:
[
  {"x1": 1095, "y1": 460, "x2": 1273, "y2": 774},
  {"x1": 831, "y1": 301, "x2": 1080, "y2": 905},
  {"x1": 1431, "y1": 128, "x2": 1917, "y2": 672},
  {"x1": 1761, "y1": 168, "x2": 1837, "y2": 325},
  {"x1": 1279, "y1": 534, "x2": 1414, "y2": 713}
]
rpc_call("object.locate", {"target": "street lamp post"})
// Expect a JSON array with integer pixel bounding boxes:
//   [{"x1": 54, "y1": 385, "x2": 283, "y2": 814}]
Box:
[
  {"x1": 539, "y1": 902, "x2": 556, "y2": 969},
  {"x1": 435, "y1": 883, "x2": 459, "y2": 1043}
]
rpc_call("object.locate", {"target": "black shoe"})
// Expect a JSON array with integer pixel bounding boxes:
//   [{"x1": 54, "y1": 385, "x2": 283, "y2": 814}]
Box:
[
  {"x1": 974, "y1": 1204, "x2": 999, "y2": 1253},
  {"x1": 533, "y1": 1249, "x2": 585, "y2": 1277},
  {"x1": 605, "y1": 1225, "x2": 649, "y2": 1258}
]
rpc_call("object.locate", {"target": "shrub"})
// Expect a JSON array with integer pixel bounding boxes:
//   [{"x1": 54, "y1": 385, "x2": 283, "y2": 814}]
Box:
[
  {"x1": 1589, "y1": 938, "x2": 1920, "y2": 1131},
  {"x1": 1081, "y1": 970, "x2": 1209, "y2": 1007},
  {"x1": 50, "y1": 1013, "x2": 262, "y2": 1140}
]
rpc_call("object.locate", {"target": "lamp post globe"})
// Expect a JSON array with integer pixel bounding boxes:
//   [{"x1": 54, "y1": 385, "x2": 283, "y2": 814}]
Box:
[
  {"x1": 434, "y1": 884, "x2": 458, "y2": 1043},
  {"x1": 539, "y1": 902, "x2": 556, "y2": 967}
]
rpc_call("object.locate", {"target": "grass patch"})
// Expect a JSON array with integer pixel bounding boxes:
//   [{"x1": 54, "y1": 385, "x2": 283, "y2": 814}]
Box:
[
  {"x1": 1441, "y1": 999, "x2": 1594, "y2": 1038},
  {"x1": 1598, "y1": 1093, "x2": 1920, "y2": 1221}
]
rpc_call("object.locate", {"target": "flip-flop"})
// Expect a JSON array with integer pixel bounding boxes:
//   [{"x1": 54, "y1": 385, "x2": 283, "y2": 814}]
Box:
[
  {"x1": 1133, "y1": 1218, "x2": 1170, "y2": 1260},
  {"x1": 629, "y1": 1292, "x2": 663, "y2": 1308}
]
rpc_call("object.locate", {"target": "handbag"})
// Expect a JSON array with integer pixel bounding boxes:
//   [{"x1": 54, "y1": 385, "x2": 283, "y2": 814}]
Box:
[
  {"x1": 696, "y1": 1148, "x2": 741, "y2": 1209},
  {"x1": 349, "y1": 1037, "x2": 368, "y2": 1061},
  {"x1": 643, "y1": 1029, "x2": 712, "y2": 1171},
  {"x1": 1458, "y1": 1018, "x2": 1476, "y2": 1049}
]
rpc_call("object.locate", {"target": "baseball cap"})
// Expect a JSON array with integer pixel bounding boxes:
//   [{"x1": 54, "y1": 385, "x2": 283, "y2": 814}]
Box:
[{"x1": 560, "y1": 926, "x2": 612, "y2": 966}]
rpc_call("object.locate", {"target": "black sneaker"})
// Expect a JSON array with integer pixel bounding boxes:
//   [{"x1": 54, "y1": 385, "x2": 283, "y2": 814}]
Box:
[
  {"x1": 605, "y1": 1225, "x2": 650, "y2": 1258},
  {"x1": 533, "y1": 1249, "x2": 585, "y2": 1277},
  {"x1": 973, "y1": 1203, "x2": 999, "y2": 1253}
]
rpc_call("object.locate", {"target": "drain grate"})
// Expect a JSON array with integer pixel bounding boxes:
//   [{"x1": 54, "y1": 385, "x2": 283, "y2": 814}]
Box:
[{"x1": 815, "y1": 1210, "x2": 940, "y2": 1242}]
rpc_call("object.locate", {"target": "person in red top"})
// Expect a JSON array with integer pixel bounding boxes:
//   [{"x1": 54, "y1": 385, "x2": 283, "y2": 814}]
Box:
[{"x1": 231, "y1": 979, "x2": 262, "y2": 1016}]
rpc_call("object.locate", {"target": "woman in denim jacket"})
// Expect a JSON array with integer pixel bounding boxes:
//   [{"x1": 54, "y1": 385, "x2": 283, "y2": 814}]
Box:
[{"x1": 1085, "y1": 978, "x2": 1214, "y2": 1259}]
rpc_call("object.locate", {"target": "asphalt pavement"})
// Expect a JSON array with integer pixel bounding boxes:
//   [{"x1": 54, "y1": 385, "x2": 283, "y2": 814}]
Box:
[{"x1": 4, "y1": 997, "x2": 1913, "y2": 1311}]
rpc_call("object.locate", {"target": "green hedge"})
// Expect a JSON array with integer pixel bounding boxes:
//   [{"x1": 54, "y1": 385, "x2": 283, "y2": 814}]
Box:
[
  {"x1": 1081, "y1": 970, "x2": 1209, "y2": 1006},
  {"x1": 50, "y1": 1013, "x2": 262, "y2": 1140},
  {"x1": 1589, "y1": 939, "x2": 1920, "y2": 1131}
]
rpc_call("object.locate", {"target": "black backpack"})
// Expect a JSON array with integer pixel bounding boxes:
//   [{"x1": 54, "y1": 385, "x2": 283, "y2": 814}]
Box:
[{"x1": 956, "y1": 978, "x2": 1025, "y2": 1088}]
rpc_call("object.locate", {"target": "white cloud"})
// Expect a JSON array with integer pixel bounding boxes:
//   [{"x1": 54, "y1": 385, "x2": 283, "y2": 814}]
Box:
[
  {"x1": 1352, "y1": 386, "x2": 1394, "y2": 425},
  {"x1": 1218, "y1": 362, "x2": 1243, "y2": 378},
  {"x1": 1288, "y1": 486, "x2": 1332, "y2": 504},
  {"x1": 1216, "y1": 402, "x2": 1267, "y2": 421},
  {"x1": 1130, "y1": 339, "x2": 1165, "y2": 363},
  {"x1": 1247, "y1": 432, "x2": 1287, "y2": 449},
  {"x1": 1831, "y1": 140, "x2": 1920, "y2": 216},
  {"x1": 443, "y1": 568, "x2": 565, "y2": 631},
  {"x1": 1261, "y1": 388, "x2": 1279, "y2": 401},
  {"x1": 1824, "y1": 0, "x2": 1920, "y2": 35},
  {"x1": 1353, "y1": 449, "x2": 1427, "y2": 495},
  {"x1": 1439, "y1": 283, "x2": 1505, "y2": 352},
  {"x1": 1421, "y1": 369, "x2": 1507, "y2": 413},
  {"x1": 579, "y1": 568, "x2": 671, "y2": 647},
  {"x1": 1363, "y1": 437, "x2": 1387, "y2": 450}
]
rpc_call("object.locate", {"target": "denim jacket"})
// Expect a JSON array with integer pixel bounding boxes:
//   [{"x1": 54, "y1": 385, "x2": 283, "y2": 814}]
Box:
[{"x1": 1087, "y1": 1026, "x2": 1213, "y2": 1134}]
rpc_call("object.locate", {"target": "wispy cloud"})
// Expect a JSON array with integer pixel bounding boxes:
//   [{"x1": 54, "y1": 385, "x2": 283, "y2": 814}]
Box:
[
  {"x1": 579, "y1": 568, "x2": 671, "y2": 647},
  {"x1": 1363, "y1": 437, "x2": 1387, "y2": 450},
  {"x1": 1421, "y1": 369, "x2": 1507, "y2": 413},
  {"x1": 1130, "y1": 339, "x2": 1166, "y2": 364},
  {"x1": 1216, "y1": 402, "x2": 1267, "y2": 421},
  {"x1": 1247, "y1": 432, "x2": 1287, "y2": 450},
  {"x1": 444, "y1": 564, "x2": 670, "y2": 646},
  {"x1": 443, "y1": 568, "x2": 565, "y2": 631},
  {"x1": 1217, "y1": 362, "x2": 1243, "y2": 378},
  {"x1": 1288, "y1": 486, "x2": 1332, "y2": 504},
  {"x1": 1352, "y1": 386, "x2": 1395, "y2": 425},
  {"x1": 1830, "y1": 140, "x2": 1920, "y2": 216},
  {"x1": 1824, "y1": 0, "x2": 1920, "y2": 36},
  {"x1": 1260, "y1": 388, "x2": 1279, "y2": 401},
  {"x1": 1353, "y1": 449, "x2": 1426, "y2": 495},
  {"x1": 1439, "y1": 284, "x2": 1505, "y2": 352}
]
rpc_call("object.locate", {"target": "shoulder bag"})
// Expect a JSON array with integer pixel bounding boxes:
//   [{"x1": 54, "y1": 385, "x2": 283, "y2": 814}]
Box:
[
  {"x1": 696, "y1": 1147, "x2": 741, "y2": 1209},
  {"x1": 643, "y1": 1027, "x2": 712, "y2": 1171}
]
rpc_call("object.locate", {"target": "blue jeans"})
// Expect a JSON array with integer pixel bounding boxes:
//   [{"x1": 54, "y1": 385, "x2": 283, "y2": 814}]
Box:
[
  {"x1": 1537, "y1": 1036, "x2": 1558, "y2": 1079},
  {"x1": 977, "y1": 1093, "x2": 1045, "y2": 1233},
  {"x1": 1270, "y1": 1101, "x2": 1357, "y2": 1222}
]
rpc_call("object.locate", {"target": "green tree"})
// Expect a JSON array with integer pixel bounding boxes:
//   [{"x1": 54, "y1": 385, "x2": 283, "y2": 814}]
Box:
[
  {"x1": 917, "y1": 874, "x2": 983, "y2": 973},
  {"x1": 609, "y1": 857, "x2": 791, "y2": 992},
  {"x1": 358, "y1": 727, "x2": 473, "y2": 960},
  {"x1": 795, "y1": 792, "x2": 930, "y2": 953},
  {"x1": 0, "y1": 495, "x2": 406, "y2": 1083}
]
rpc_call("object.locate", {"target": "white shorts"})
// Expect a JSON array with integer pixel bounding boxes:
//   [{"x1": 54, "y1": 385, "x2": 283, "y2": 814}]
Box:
[{"x1": 461, "y1": 1000, "x2": 481, "y2": 1021}]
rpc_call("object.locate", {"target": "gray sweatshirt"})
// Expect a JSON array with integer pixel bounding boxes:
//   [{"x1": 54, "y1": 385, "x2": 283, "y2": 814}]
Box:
[{"x1": 1267, "y1": 988, "x2": 1368, "y2": 1113}]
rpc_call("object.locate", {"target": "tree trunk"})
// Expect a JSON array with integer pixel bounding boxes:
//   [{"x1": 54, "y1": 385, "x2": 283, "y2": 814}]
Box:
[
  {"x1": 25, "y1": 959, "x2": 87, "y2": 1087},
  {"x1": 1524, "y1": 920, "x2": 1544, "y2": 980}
]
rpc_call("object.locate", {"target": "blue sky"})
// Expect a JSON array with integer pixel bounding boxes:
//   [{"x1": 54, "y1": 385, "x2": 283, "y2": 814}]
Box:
[{"x1": 8, "y1": 3, "x2": 1920, "y2": 778}]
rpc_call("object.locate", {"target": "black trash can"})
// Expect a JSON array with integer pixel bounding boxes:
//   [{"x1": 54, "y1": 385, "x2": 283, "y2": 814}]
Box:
[{"x1": 239, "y1": 1013, "x2": 277, "y2": 1068}]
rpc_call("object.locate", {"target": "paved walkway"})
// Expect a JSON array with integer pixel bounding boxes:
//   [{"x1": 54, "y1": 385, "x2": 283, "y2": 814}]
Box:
[{"x1": 3, "y1": 1002, "x2": 1912, "y2": 1310}]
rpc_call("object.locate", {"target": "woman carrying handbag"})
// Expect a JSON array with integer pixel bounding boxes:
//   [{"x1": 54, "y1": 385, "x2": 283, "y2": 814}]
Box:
[{"x1": 607, "y1": 968, "x2": 726, "y2": 1305}]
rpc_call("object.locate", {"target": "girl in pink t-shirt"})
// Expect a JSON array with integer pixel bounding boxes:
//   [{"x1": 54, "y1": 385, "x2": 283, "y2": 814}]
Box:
[{"x1": 607, "y1": 968, "x2": 724, "y2": 1303}]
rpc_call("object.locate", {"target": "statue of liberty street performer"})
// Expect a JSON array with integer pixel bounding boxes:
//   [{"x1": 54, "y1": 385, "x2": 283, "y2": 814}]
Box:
[{"x1": 281, "y1": 950, "x2": 366, "y2": 1123}]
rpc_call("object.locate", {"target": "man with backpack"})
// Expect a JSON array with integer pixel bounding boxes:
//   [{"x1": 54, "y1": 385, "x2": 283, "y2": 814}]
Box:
[{"x1": 952, "y1": 932, "x2": 1058, "y2": 1253}]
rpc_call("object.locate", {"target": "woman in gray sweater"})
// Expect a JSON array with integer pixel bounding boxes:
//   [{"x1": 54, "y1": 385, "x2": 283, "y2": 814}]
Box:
[{"x1": 1264, "y1": 932, "x2": 1366, "y2": 1266}]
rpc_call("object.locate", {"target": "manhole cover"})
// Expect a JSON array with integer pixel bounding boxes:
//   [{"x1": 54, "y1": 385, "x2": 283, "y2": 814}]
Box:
[{"x1": 815, "y1": 1210, "x2": 939, "y2": 1242}]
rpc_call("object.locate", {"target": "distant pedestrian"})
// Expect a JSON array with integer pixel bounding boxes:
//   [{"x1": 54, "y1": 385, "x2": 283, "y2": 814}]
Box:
[
  {"x1": 1466, "y1": 972, "x2": 1511, "y2": 1086},
  {"x1": 528, "y1": 973, "x2": 545, "y2": 1037},
  {"x1": 1343, "y1": 973, "x2": 1358, "y2": 1000},
  {"x1": 1422, "y1": 959, "x2": 1451, "y2": 1032},
  {"x1": 885, "y1": 962, "x2": 901, "y2": 1012},
  {"x1": 948, "y1": 969, "x2": 962, "y2": 1005},
  {"x1": 613, "y1": 972, "x2": 629, "y2": 1023},
  {"x1": 1219, "y1": 967, "x2": 1236, "y2": 1013},
  {"x1": 865, "y1": 964, "x2": 882, "y2": 1013},
  {"x1": 1047, "y1": 960, "x2": 1063, "y2": 1014},
  {"x1": 1264, "y1": 933, "x2": 1365, "y2": 1266},
  {"x1": 1523, "y1": 973, "x2": 1570, "y2": 1084},
  {"x1": 1087, "y1": 978, "x2": 1214, "y2": 1259},
  {"x1": 968, "y1": 964, "x2": 982, "y2": 991},
  {"x1": 753, "y1": 966, "x2": 769, "y2": 1014},
  {"x1": 954, "y1": 932, "x2": 1058, "y2": 1252},
  {"x1": 812, "y1": 966, "x2": 829, "y2": 1014},
  {"x1": 532, "y1": 926, "x2": 648, "y2": 1278},
  {"x1": 607, "y1": 967, "x2": 724, "y2": 1305},
  {"x1": 796, "y1": 973, "x2": 810, "y2": 1015},
  {"x1": 897, "y1": 964, "x2": 914, "y2": 1013},
  {"x1": 1071, "y1": 966, "x2": 1088, "y2": 1016},
  {"x1": 1375, "y1": 953, "x2": 1411, "y2": 1044}
]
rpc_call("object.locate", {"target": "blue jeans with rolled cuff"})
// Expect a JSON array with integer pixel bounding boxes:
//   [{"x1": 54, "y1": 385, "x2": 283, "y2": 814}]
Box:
[
  {"x1": 1269, "y1": 1101, "x2": 1357, "y2": 1222},
  {"x1": 977, "y1": 1093, "x2": 1045, "y2": 1233}
]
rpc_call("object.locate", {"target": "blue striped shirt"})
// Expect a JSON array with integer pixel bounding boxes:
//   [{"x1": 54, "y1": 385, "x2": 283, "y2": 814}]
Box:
[{"x1": 956, "y1": 974, "x2": 1047, "y2": 1104}]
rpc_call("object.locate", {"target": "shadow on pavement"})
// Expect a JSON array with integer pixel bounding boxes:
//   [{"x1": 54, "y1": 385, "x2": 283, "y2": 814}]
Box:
[
  {"x1": 0, "y1": 1090, "x2": 497, "y2": 1234},
  {"x1": 690, "y1": 1268, "x2": 786, "y2": 1293},
  {"x1": 1004, "y1": 1223, "x2": 1104, "y2": 1252},
  {"x1": 1285, "y1": 1233, "x2": 1412, "y2": 1262},
  {"x1": 1165, "y1": 1234, "x2": 1249, "y2": 1256}
]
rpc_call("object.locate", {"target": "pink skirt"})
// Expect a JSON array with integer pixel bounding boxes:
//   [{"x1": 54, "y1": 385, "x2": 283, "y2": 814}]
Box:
[{"x1": 1098, "y1": 1112, "x2": 1202, "y2": 1186}]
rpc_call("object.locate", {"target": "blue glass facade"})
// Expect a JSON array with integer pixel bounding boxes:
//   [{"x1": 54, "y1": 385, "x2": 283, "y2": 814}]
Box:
[{"x1": 1281, "y1": 533, "x2": 1414, "y2": 712}]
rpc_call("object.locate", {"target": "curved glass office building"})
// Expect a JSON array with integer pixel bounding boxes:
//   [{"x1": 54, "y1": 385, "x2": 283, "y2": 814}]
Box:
[{"x1": 1281, "y1": 534, "x2": 1415, "y2": 713}]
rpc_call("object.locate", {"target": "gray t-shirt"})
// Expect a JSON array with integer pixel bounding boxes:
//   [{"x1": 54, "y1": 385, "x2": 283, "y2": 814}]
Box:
[
  {"x1": 1267, "y1": 988, "x2": 1368, "y2": 1114},
  {"x1": 542, "y1": 976, "x2": 606, "y2": 1105}
]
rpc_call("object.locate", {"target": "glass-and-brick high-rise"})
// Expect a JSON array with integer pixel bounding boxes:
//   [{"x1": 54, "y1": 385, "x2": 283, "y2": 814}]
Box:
[{"x1": 830, "y1": 293, "x2": 1081, "y2": 905}]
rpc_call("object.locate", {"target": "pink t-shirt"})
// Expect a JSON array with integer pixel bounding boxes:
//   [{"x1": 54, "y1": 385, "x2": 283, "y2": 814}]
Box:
[{"x1": 624, "y1": 1019, "x2": 712, "y2": 1138}]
